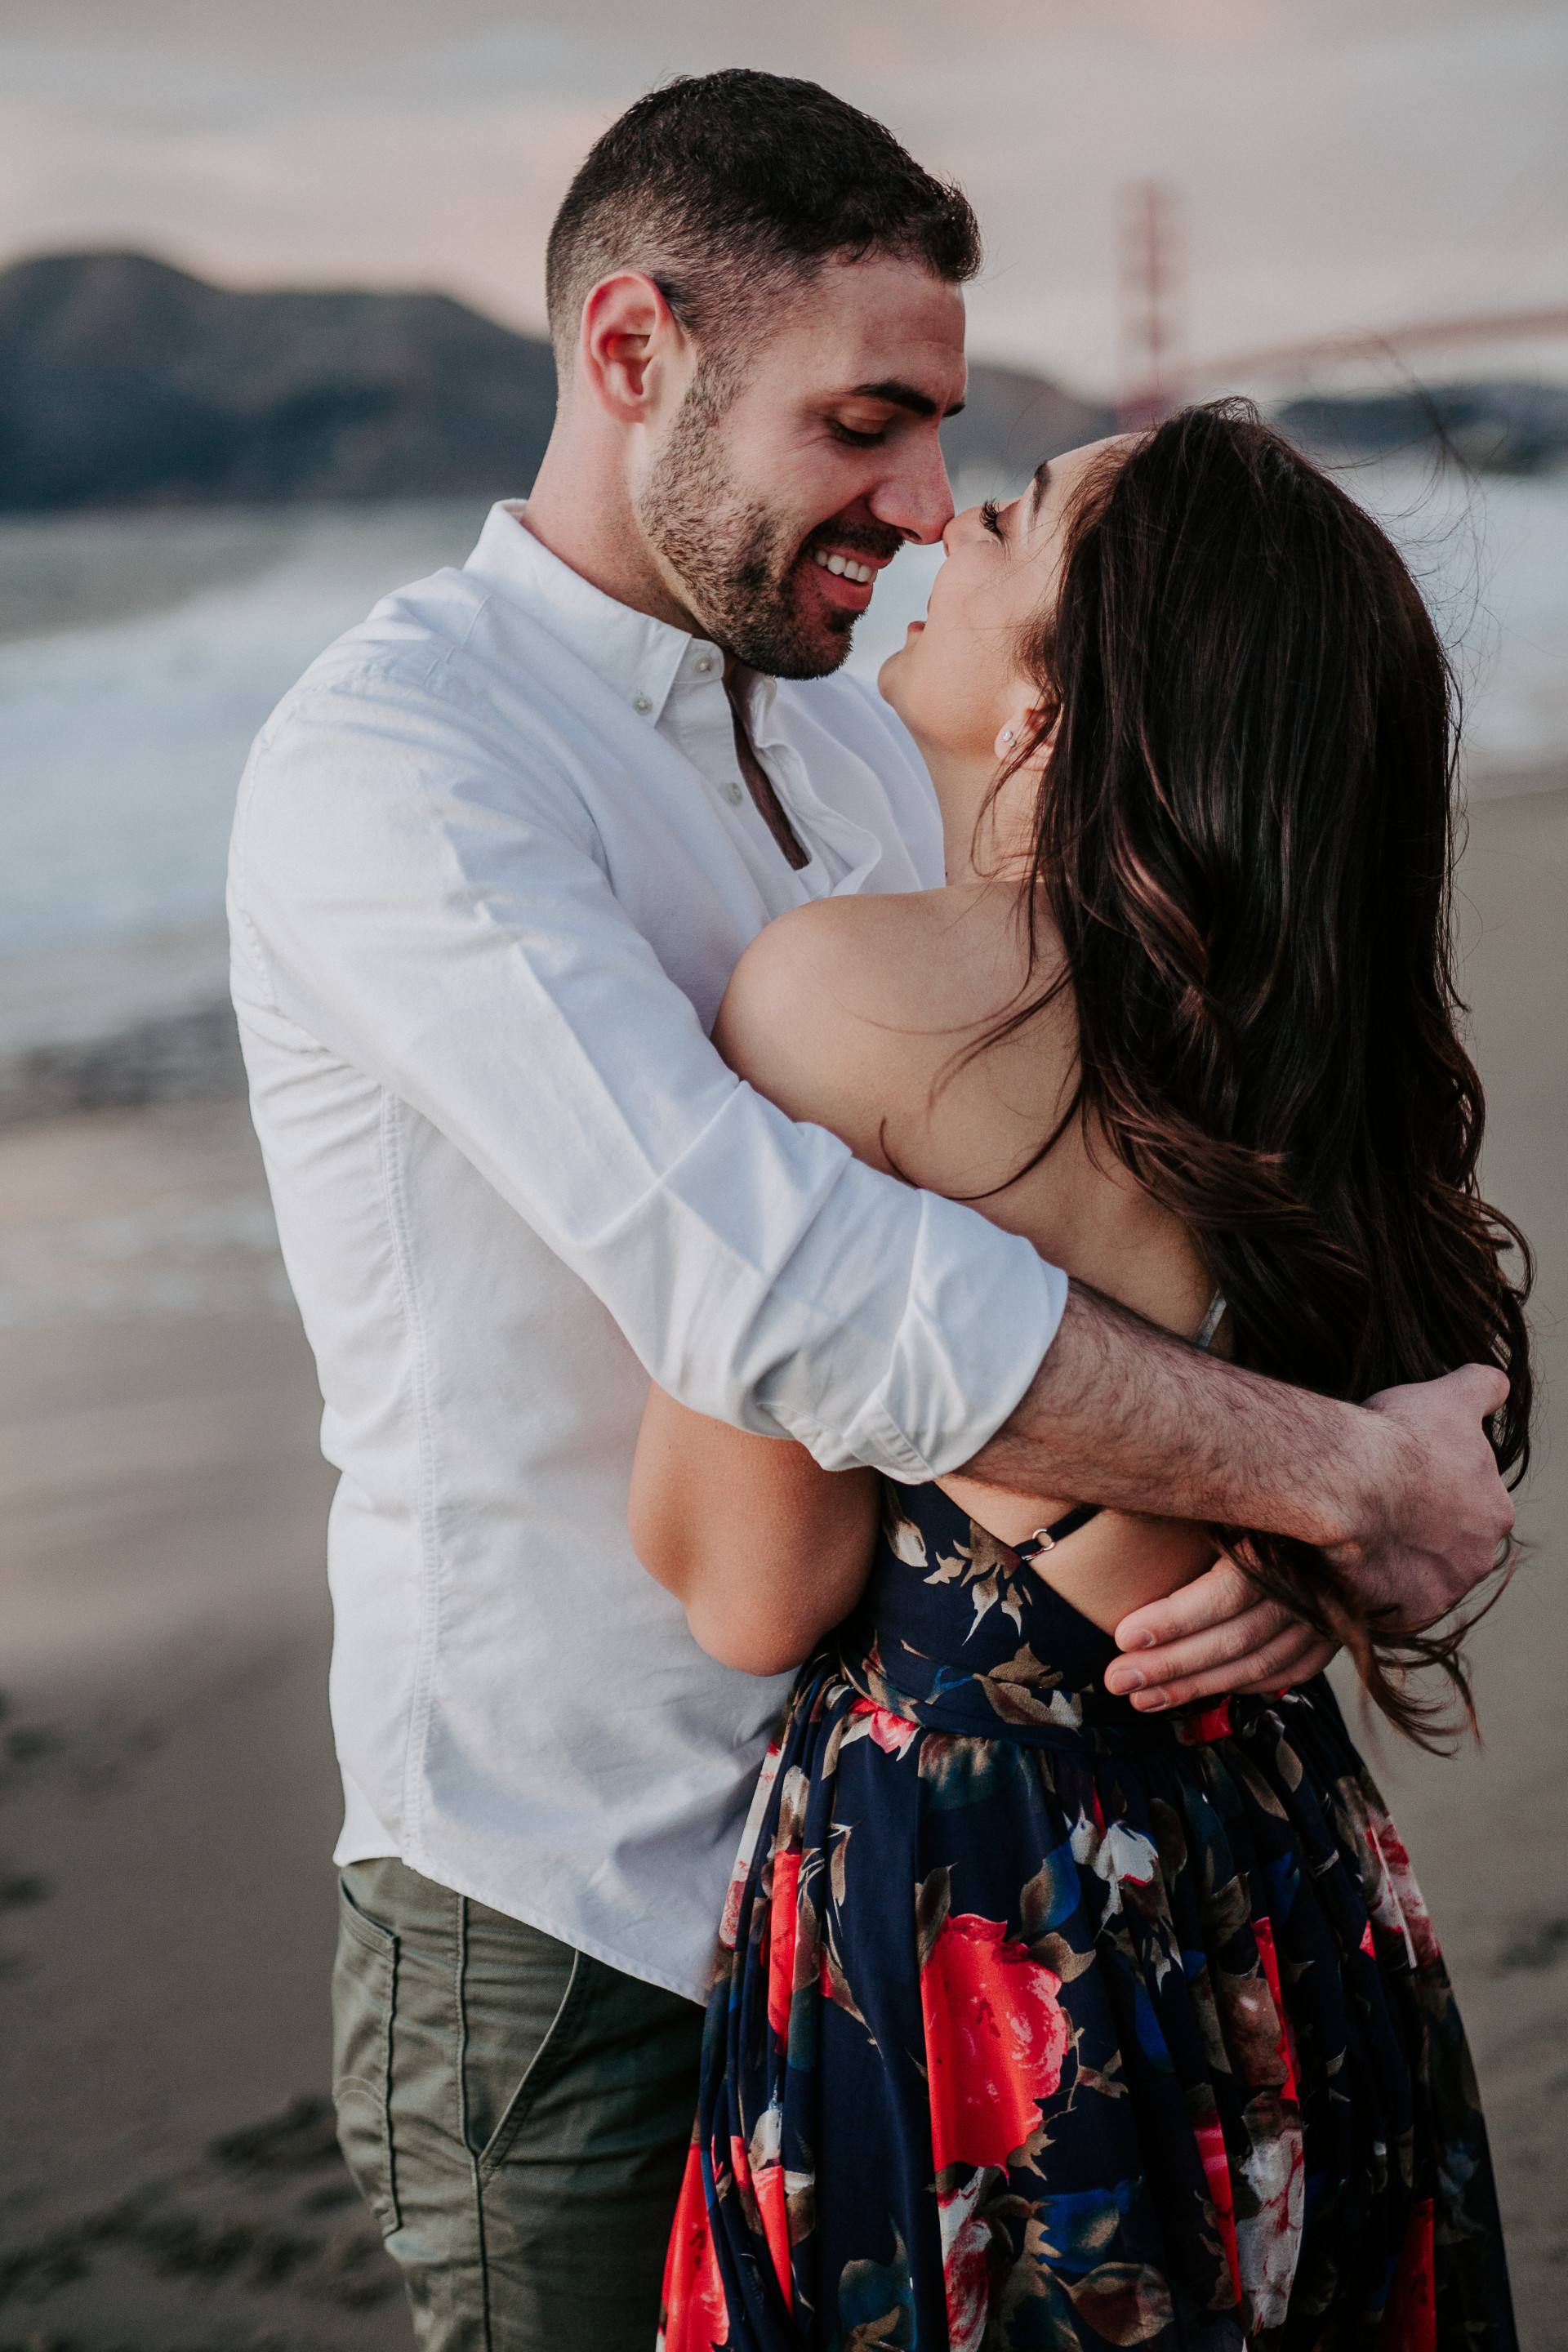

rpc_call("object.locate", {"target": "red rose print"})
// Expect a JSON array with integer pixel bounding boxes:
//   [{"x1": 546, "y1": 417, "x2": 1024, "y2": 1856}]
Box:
[
  {"x1": 1250, "y1": 1917, "x2": 1300, "y2": 2103},
  {"x1": 658, "y1": 2143, "x2": 729, "y2": 2352},
  {"x1": 1383, "y1": 2199, "x2": 1437, "y2": 2352},
  {"x1": 849, "y1": 1698, "x2": 920, "y2": 1759},
  {"x1": 1192, "y1": 2111, "x2": 1242, "y2": 2309},
  {"x1": 920, "y1": 1913, "x2": 1070, "y2": 2172},
  {"x1": 767, "y1": 1847, "x2": 801, "y2": 2042}
]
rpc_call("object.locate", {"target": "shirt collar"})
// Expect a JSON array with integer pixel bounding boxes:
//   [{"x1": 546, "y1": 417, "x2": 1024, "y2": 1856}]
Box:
[{"x1": 462, "y1": 501, "x2": 722, "y2": 725}]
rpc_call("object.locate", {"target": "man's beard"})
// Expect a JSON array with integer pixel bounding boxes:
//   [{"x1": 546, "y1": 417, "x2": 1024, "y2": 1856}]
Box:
[{"x1": 636, "y1": 381, "x2": 905, "y2": 679}]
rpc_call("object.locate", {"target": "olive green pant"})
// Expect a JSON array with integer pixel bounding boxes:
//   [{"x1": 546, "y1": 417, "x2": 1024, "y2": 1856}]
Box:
[{"x1": 332, "y1": 1857, "x2": 706, "y2": 2350}]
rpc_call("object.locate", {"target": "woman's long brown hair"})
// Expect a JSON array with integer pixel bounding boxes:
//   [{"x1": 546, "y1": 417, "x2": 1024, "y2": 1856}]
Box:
[{"x1": 991, "y1": 402, "x2": 1533, "y2": 1745}]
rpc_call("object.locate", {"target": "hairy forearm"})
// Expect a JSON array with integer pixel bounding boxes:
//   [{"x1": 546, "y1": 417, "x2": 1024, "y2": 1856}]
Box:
[{"x1": 967, "y1": 1281, "x2": 1395, "y2": 1552}]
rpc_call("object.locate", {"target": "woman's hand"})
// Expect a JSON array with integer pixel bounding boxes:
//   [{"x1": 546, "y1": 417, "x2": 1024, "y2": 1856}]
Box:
[
  {"x1": 1105, "y1": 1562, "x2": 1339, "y2": 1709},
  {"x1": 630, "y1": 1385, "x2": 881, "y2": 1675}
]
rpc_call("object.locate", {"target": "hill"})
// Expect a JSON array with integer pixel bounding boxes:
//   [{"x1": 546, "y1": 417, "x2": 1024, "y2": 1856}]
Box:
[
  {"x1": 0, "y1": 251, "x2": 1114, "y2": 511},
  {"x1": 0, "y1": 252, "x2": 559, "y2": 509}
]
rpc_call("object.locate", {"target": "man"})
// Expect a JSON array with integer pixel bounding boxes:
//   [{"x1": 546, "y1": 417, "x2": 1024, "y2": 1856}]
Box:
[{"x1": 229, "y1": 70, "x2": 1512, "y2": 2352}]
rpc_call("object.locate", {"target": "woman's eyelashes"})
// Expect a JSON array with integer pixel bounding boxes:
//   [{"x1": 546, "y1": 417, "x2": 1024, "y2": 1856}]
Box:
[{"x1": 981, "y1": 501, "x2": 1004, "y2": 541}]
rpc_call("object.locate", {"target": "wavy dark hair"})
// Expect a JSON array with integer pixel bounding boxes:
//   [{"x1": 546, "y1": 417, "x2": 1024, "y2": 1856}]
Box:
[{"x1": 989, "y1": 401, "x2": 1533, "y2": 1745}]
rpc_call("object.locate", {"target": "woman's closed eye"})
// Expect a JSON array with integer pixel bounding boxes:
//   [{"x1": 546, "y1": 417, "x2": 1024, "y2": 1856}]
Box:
[{"x1": 981, "y1": 500, "x2": 1004, "y2": 541}]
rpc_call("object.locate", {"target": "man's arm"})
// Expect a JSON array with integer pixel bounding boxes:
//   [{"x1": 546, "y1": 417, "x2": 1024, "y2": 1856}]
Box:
[{"x1": 968, "y1": 1282, "x2": 1514, "y2": 1708}]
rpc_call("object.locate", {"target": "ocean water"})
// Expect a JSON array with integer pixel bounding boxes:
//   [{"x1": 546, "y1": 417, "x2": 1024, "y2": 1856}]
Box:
[
  {"x1": 0, "y1": 502, "x2": 489, "y2": 956},
  {"x1": 1, "y1": 467, "x2": 1564, "y2": 959}
]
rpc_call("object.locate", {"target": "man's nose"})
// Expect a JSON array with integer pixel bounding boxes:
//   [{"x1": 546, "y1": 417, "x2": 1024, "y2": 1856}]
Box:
[{"x1": 869, "y1": 430, "x2": 956, "y2": 548}]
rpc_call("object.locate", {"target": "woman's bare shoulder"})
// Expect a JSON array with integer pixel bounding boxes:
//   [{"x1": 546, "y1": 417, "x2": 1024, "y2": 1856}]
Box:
[
  {"x1": 713, "y1": 893, "x2": 937, "y2": 1165},
  {"x1": 718, "y1": 891, "x2": 960, "y2": 1045},
  {"x1": 714, "y1": 885, "x2": 1063, "y2": 1173}
]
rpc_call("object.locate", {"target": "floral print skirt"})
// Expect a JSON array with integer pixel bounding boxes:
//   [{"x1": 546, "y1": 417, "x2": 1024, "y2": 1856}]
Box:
[{"x1": 657, "y1": 1481, "x2": 1515, "y2": 2352}]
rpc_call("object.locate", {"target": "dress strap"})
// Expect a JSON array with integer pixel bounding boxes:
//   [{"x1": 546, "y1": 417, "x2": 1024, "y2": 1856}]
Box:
[
  {"x1": 1017, "y1": 1501, "x2": 1101, "y2": 1560},
  {"x1": 1015, "y1": 1291, "x2": 1228, "y2": 1562}
]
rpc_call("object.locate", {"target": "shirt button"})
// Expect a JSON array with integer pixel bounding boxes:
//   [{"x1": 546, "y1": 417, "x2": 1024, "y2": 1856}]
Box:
[
  {"x1": 723, "y1": 780, "x2": 744, "y2": 805},
  {"x1": 633, "y1": 693, "x2": 653, "y2": 715},
  {"x1": 693, "y1": 654, "x2": 714, "y2": 675}
]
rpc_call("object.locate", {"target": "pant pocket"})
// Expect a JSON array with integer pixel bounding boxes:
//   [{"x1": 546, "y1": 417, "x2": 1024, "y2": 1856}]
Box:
[
  {"x1": 473, "y1": 1944, "x2": 586, "y2": 2185},
  {"x1": 332, "y1": 1877, "x2": 402, "y2": 2235}
]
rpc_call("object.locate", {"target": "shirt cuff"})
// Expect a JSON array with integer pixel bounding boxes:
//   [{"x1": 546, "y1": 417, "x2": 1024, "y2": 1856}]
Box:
[{"x1": 774, "y1": 1189, "x2": 1070, "y2": 1481}]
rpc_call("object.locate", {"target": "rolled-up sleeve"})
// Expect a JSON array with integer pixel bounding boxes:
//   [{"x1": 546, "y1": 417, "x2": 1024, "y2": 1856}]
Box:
[{"x1": 229, "y1": 657, "x2": 1067, "y2": 1479}]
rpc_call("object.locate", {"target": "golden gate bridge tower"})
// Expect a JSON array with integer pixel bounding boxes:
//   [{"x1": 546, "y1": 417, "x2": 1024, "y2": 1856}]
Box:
[
  {"x1": 1112, "y1": 174, "x2": 1565, "y2": 420},
  {"x1": 1117, "y1": 180, "x2": 1186, "y2": 430}
]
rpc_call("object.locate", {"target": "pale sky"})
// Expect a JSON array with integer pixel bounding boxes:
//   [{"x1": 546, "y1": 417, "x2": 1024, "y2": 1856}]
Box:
[{"x1": 2, "y1": 0, "x2": 1564, "y2": 393}]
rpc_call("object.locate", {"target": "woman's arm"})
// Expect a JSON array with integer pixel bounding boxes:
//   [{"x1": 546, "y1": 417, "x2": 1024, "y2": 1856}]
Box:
[{"x1": 630, "y1": 1385, "x2": 881, "y2": 1674}]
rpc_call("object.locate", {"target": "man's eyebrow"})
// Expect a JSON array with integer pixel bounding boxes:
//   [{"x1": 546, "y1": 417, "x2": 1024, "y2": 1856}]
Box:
[
  {"x1": 844, "y1": 378, "x2": 964, "y2": 421},
  {"x1": 1028, "y1": 458, "x2": 1053, "y2": 517}
]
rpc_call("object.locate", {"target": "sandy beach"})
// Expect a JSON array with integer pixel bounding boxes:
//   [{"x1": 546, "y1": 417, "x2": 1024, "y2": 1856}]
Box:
[{"x1": 0, "y1": 782, "x2": 1564, "y2": 2350}]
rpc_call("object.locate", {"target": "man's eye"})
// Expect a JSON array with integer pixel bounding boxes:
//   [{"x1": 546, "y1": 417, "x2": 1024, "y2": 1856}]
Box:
[{"x1": 830, "y1": 421, "x2": 888, "y2": 448}]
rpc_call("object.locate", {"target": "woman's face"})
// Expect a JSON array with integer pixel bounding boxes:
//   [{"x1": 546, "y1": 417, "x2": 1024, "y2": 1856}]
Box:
[{"x1": 880, "y1": 434, "x2": 1131, "y2": 764}]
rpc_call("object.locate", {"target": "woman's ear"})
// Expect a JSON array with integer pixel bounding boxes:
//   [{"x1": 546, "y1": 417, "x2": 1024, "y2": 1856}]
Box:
[{"x1": 994, "y1": 699, "x2": 1057, "y2": 768}]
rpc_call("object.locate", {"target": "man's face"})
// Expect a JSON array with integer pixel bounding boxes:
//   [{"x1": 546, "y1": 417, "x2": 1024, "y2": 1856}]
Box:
[{"x1": 635, "y1": 256, "x2": 967, "y2": 678}]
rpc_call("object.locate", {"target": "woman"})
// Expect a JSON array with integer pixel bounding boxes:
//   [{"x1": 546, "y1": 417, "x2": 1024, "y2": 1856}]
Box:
[{"x1": 630, "y1": 407, "x2": 1530, "y2": 2352}]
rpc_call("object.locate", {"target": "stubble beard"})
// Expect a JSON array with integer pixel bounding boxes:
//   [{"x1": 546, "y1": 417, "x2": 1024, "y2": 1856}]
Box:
[{"x1": 635, "y1": 377, "x2": 902, "y2": 680}]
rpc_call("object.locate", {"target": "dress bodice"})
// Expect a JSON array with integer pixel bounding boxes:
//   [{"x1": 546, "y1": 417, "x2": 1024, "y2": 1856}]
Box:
[
  {"x1": 836, "y1": 1478, "x2": 1209, "y2": 1751},
  {"x1": 835, "y1": 1294, "x2": 1233, "y2": 1752}
]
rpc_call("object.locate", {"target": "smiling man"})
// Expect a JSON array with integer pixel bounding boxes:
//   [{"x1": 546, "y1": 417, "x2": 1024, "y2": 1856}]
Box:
[{"x1": 228, "y1": 69, "x2": 1514, "y2": 2352}]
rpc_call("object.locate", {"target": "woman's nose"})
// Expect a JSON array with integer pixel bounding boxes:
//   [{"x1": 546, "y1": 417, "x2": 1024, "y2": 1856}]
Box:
[{"x1": 942, "y1": 507, "x2": 978, "y2": 555}]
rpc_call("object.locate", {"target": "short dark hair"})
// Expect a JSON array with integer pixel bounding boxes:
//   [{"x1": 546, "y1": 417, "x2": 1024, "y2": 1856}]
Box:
[{"x1": 545, "y1": 70, "x2": 981, "y2": 379}]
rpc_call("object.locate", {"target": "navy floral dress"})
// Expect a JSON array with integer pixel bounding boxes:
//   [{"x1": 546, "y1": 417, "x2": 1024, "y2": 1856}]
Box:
[{"x1": 658, "y1": 1481, "x2": 1515, "y2": 2352}]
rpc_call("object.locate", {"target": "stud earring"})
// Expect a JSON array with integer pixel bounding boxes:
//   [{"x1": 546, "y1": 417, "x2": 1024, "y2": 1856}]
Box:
[{"x1": 1000, "y1": 728, "x2": 1015, "y2": 745}]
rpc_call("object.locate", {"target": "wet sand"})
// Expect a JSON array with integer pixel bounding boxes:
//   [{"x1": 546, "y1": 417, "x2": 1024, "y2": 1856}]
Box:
[
  {"x1": 0, "y1": 786, "x2": 1564, "y2": 2349},
  {"x1": 0, "y1": 1099, "x2": 408, "y2": 2347}
]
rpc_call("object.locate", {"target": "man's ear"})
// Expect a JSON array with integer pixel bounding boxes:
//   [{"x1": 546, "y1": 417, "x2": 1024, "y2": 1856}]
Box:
[{"x1": 577, "y1": 272, "x2": 692, "y2": 427}]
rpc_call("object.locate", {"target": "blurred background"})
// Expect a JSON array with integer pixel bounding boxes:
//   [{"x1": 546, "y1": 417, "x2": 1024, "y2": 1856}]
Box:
[{"x1": 0, "y1": 2, "x2": 1563, "y2": 2345}]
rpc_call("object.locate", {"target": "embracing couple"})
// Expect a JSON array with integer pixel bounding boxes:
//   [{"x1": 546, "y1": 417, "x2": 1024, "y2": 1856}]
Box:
[{"x1": 229, "y1": 68, "x2": 1529, "y2": 2352}]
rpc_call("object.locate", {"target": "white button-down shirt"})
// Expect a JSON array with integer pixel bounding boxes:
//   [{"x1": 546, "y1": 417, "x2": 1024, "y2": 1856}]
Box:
[{"x1": 228, "y1": 502, "x2": 1066, "y2": 2002}]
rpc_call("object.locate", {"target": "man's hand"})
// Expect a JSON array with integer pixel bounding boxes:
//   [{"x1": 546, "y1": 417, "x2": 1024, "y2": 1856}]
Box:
[
  {"x1": 1104, "y1": 1363, "x2": 1514, "y2": 1711},
  {"x1": 1342, "y1": 1364, "x2": 1514, "y2": 1617}
]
